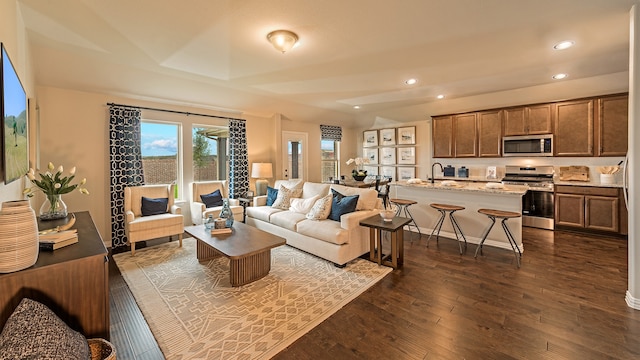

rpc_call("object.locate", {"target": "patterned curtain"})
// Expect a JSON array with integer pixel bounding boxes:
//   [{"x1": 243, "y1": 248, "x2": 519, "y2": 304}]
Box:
[
  {"x1": 320, "y1": 125, "x2": 342, "y2": 141},
  {"x1": 228, "y1": 119, "x2": 249, "y2": 198},
  {"x1": 109, "y1": 105, "x2": 145, "y2": 248}
]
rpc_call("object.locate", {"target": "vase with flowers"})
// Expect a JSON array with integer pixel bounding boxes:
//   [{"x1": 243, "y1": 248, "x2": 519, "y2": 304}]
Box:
[
  {"x1": 24, "y1": 162, "x2": 90, "y2": 220},
  {"x1": 346, "y1": 157, "x2": 370, "y2": 181}
]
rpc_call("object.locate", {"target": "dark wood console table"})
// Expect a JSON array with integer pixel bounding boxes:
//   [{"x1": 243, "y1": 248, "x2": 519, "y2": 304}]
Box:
[{"x1": 0, "y1": 211, "x2": 109, "y2": 339}]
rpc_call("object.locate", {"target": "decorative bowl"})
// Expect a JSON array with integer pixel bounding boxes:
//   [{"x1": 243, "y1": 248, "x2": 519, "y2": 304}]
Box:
[
  {"x1": 379, "y1": 209, "x2": 395, "y2": 222},
  {"x1": 353, "y1": 175, "x2": 366, "y2": 181}
]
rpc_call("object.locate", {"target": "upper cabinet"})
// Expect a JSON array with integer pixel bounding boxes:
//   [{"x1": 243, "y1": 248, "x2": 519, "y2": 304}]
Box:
[
  {"x1": 432, "y1": 115, "x2": 454, "y2": 158},
  {"x1": 453, "y1": 113, "x2": 478, "y2": 157},
  {"x1": 554, "y1": 99, "x2": 594, "y2": 156},
  {"x1": 596, "y1": 94, "x2": 628, "y2": 157},
  {"x1": 477, "y1": 110, "x2": 502, "y2": 157},
  {"x1": 503, "y1": 104, "x2": 553, "y2": 136}
]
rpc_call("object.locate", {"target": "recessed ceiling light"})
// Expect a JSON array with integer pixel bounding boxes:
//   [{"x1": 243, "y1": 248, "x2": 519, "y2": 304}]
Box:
[
  {"x1": 552, "y1": 73, "x2": 568, "y2": 80},
  {"x1": 405, "y1": 78, "x2": 417, "y2": 85},
  {"x1": 553, "y1": 40, "x2": 575, "y2": 50},
  {"x1": 437, "y1": 94, "x2": 445, "y2": 99},
  {"x1": 353, "y1": 105, "x2": 360, "y2": 109}
]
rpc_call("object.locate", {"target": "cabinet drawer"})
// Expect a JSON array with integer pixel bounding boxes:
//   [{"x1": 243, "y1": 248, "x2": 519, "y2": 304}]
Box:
[{"x1": 555, "y1": 185, "x2": 619, "y2": 197}]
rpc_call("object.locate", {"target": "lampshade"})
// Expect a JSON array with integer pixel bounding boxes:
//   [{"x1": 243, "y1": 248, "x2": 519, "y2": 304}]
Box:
[
  {"x1": 251, "y1": 163, "x2": 273, "y2": 178},
  {"x1": 266, "y1": 30, "x2": 299, "y2": 53}
]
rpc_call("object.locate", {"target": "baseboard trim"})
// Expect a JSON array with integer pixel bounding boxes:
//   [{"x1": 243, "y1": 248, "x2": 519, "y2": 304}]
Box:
[{"x1": 625, "y1": 290, "x2": 640, "y2": 310}]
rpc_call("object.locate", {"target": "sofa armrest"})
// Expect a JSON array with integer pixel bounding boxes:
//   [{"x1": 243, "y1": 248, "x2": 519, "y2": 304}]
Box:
[
  {"x1": 228, "y1": 198, "x2": 239, "y2": 206},
  {"x1": 125, "y1": 210, "x2": 135, "y2": 224},
  {"x1": 340, "y1": 209, "x2": 380, "y2": 230},
  {"x1": 190, "y1": 201, "x2": 206, "y2": 224},
  {"x1": 253, "y1": 195, "x2": 267, "y2": 206}
]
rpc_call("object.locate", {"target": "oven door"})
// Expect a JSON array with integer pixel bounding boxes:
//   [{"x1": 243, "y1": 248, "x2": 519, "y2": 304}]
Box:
[{"x1": 522, "y1": 189, "x2": 554, "y2": 230}]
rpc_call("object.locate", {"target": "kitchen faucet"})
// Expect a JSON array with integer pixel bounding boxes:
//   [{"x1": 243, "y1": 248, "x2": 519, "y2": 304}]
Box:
[{"x1": 431, "y1": 162, "x2": 443, "y2": 184}]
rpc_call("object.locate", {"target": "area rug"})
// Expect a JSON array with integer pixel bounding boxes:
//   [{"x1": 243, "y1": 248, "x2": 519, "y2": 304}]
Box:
[{"x1": 113, "y1": 237, "x2": 391, "y2": 359}]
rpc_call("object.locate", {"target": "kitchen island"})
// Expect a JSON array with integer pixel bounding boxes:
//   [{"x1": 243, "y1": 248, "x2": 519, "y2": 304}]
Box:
[{"x1": 390, "y1": 181, "x2": 528, "y2": 252}]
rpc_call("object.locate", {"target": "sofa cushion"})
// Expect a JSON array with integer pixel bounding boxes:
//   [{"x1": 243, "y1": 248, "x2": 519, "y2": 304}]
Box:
[
  {"x1": 270, "y1": 211, "x2": 307, "y2": 231},
  {"x1": 246, "y1": 206, "x2": 283, "y2": 222},
  {"x1": 272, "y1": 185, "x2": 303, "y2": 210},
  {"x1": 302, "y1": 182, "x2": 331, "y2": 199},
  {"x1": 297, "y1": 219, "x2": 349, "y2": 245},
  {"x1": 328, "y1": 189, "x2": 359, "y2": 221},
  {"x1": 289, "y1": 195, "x2": 320, "y2": 214},
  {"x1": 200, "y1": 189, "x2": 223, "y2": 208},
  {"x1": 0, "y1": 298, "x2": 90, "y2": 360},
  {"x1": 141, "y1": 197, "x2": 169, "y2": 216},
  {"x1": 329, "y1": 184, "x2": 378, "y2": 210},
  {"x1": 266, "y1": 186, "x2": 278, "y2": 206},
  {"x1": 306, "y1": 193, "x2": 333, "y2": 220}
]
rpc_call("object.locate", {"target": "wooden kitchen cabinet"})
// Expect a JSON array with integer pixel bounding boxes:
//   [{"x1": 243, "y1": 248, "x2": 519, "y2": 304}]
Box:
[
  {"x1": 478, "y1": 110, "x2": 502, "y2": 157},
  {"x1": 555, "y1": 185, "x2": 626, "y2": 235},
  {"x1": 554, "y1": 99, "x2": 594, "y2": 156},
  {"x1": 0, "y1": 212, "x2": 110, "y2": 339},
  {"x1": 596, "y1": 94, "x2": 628, "y2": 156},
  {"x1": 503, "y1": 104, "x2": 553, "y2": 136},
  {"x1": 432, "y1": 115, "x2": 453, "y2": 158},
  {"x1": 453, "y1": 113, "x2": 477, "y2": 157}
]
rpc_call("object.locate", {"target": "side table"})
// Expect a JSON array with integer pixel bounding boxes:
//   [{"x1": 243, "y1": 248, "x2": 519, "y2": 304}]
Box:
[
  {"x1": 359, "y1": 215, "x2": 411, "y2": 269},
  {"x1": 237, "y1": 197, "x2": 253, "y2": 223}
]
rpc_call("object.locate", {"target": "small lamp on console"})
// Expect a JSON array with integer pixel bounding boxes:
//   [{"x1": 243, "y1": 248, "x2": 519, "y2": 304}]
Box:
[{"x1": 252, "y1": 163, "x2": 273, "y2": 196}]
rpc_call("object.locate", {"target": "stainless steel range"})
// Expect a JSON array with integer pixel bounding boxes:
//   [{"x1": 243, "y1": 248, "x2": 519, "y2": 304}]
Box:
[{"x1": 502, "y1": 165, "x2": 555, "y2": 230}]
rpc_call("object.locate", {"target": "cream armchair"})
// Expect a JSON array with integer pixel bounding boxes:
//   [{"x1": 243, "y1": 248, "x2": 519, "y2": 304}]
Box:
[
  {"x1": 190, "y1": 181, "x2": 244, "y2": 225},
  {"x1": 124, "y1": 184, "x2": 184, "y2": 255}
]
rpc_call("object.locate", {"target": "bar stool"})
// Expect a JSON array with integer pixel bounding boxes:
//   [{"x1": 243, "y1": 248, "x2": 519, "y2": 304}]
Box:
[
  {"x1": 426, "y1": 203, "x2": 467, "y2": 254},
  {"x1": 475, "y1": 208, "x2": 522, "y2": 268},
  {"x1": 389, "y1": 198, "x2": 421, "y2": 241}
]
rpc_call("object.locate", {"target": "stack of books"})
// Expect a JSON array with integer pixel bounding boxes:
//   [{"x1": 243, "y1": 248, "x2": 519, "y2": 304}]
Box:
[
  {"x1": 38, "y1": 229, "x2": 78, "y2": 251},
  {"x1": 210, "y1": 227, "x2": 232, "y2": 236}
]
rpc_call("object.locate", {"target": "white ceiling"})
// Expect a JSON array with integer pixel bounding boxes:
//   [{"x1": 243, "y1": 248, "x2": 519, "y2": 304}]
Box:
[{"x1": 17, "y1": 0, "x2": 635, "y2": 128}]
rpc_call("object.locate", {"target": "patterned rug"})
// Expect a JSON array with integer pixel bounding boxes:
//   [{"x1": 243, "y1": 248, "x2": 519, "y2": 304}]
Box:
[{"x1": 113, "y1": 237, "x2": 391, "y2": 359}]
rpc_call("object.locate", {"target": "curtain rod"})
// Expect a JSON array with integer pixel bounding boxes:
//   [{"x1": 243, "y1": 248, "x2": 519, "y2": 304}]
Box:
[{"x1": 107, "y1": 102, "x2": 245, "y2": 121}]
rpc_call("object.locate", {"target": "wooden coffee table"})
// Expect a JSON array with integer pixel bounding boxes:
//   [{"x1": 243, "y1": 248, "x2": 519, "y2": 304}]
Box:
[{"x1": 184, "y1": 222, "x2": 286, "y2": 286}]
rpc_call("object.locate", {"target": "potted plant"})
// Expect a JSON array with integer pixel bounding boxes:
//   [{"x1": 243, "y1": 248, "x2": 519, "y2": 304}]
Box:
[{"x1": 346, "y1": 157, "x2": 370, "y2": 181}]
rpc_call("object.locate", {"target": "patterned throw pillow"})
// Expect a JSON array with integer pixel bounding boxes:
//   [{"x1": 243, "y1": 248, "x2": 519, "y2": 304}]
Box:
[
  {"x1": 289, "y1": 195, "x2": 320, "y2": 214},
  {"x1": 200, "y1": 189, "x2": 223, "y2": 208},
  {"x1": 271, "y1": 185, "x2": 303, "y2": 210},
  {"x1": 328, "y1": 189, "x2": 359, "y2": 221},
  {"x1": 0, "y1": 298, "x2": 90, "y2": 360},
  {"x1": 306, "y1": 193, "x2": 333, "y2": 220}
]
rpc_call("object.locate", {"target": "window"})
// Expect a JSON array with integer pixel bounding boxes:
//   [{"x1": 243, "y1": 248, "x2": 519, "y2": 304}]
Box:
[
  {"x1": 140, "y1": 121, "x2": 181, "y2": 197},
  {"x1": 321, "y1": 140, "x2": 340, "y2": 181},
  {"x1": 192, "y1": 125, "x2": 229, "y2": 181}
]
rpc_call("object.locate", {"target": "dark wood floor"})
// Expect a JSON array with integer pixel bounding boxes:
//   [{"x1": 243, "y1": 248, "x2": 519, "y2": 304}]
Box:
[{"x1": 109, "y1": 228, "x2": 640, "y2": 359}]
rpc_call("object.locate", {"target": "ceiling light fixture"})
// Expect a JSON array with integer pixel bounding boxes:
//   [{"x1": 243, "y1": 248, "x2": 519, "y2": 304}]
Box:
[
  {"x1": 437, "y1": 94, "x2": 445, "y2": 99},
  {"x1": 353, "y1": 105, "x2": 361, "y2": 109},
  {"x1": 405, "y1": 78, "x2": 417, "y2": 85},
  {"x1": 552, "y1": 73, "x2": 568, "y2": 80},
  {"x1": 553, "y1": 40, "x2": 575, "y2": 50},
  {"x1": 267, "y1": 30, "x2": 299, "y2": 53}
]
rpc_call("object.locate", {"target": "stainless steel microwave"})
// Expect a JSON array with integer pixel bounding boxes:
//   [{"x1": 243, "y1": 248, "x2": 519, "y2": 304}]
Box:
[{"x1": 502, "y1": 135, "x2": 553, "y2": 157}]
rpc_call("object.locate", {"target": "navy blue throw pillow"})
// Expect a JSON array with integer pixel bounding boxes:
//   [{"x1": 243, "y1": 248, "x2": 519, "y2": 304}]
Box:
[
  {"x1": 266, "y1": 186, "x2": 278, "y2": 206},
  {"x1": 141, "y1": 197, "x2": 169, "y2": 216},
  {"x1": 329, "y1": 189, "x2": 359, "y2": 221},
  {"x1": 200, "y1": 189, "x2": 223, "y2": 208}
]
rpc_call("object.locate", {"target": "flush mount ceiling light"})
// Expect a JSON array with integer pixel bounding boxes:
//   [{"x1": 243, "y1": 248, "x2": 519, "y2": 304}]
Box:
[
  {"x1": 437, "y1": 94, "x2": 445, "y2": 99},
  {"x1": 552, "y1": 73, "x2": 568, "y2": 80},
  {"x1": 267, "y1": 30, "x2": 299, "y2": 53},
  {"x1": 553, "y1": 40, "x2": 575, "y2": 50},
  {"x1": 353, "y1": 105, "x2": 361, "y2": 109},
  {"x1": 405, "y1": 78, "x2": 417, "y2": 85}
]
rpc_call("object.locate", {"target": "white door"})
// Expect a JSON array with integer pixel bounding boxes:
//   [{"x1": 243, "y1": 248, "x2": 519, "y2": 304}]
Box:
[{"x1": 282, "y1": 131, "x2": 308, "y2": 181}]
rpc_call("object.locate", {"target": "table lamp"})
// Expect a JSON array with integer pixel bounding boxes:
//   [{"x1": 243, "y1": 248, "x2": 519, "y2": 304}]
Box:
[{"x1": 251, "y1": 163, "x2": 273, "y2": 196}]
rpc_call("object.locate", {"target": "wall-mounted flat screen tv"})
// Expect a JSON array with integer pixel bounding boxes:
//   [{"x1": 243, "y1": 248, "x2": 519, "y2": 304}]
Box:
[{"x1": 1, "y1": 43, "x2": 28, "y2": 184}]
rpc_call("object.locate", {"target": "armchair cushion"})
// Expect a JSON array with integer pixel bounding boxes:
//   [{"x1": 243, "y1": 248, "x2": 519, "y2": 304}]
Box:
[
  {"x1": 200, "y1": 189, "x2": 223, "y2": 208},
  {"x1": 328, "y1": 189, "x2": 359, "y2": 221},
  {"x1": 141, "y1": 197, "x2": 169, "y2": 216},
  {"x1": 266, "y1": 186, "x2": 278, "y2": 206}
]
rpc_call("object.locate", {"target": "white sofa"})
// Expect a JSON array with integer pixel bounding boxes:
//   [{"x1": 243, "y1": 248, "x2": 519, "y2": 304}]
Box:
[
  {"x1": 190, "y1": 181, "x2": 244, "y2": 225},
  {"x1": 245, "y1": 179, "x2": 382, "y2": 266}
]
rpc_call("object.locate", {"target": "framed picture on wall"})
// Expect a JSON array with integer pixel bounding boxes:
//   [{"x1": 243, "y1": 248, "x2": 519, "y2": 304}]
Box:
[
  {"x1": 380, "y1": 166, "x2": 395, "y2": 179},
  {"x1": 397, "y1": 167, "x2": 416, "y2": 181},
  {"x1": 397, "y1": 126, "x2": 416, "y2": 145},
  {"x1": 363, "y1": 148, "x2": 378, "y2": 164},
  {"x1": 379, "y1": 128, "x2": 396, "y2": 146},
  {"x1": 397, "y1": 147, "x2": 415, "y2": 165},
  {"x1": 363, "y1": 130, "x2": 378, "y2": 147},
  {"x1": 363, "y1": 165, "x2": 378, "y2": 176},
  {"x1": 379, "y1": 147, "x2": 396, "y2": 165},
  {"x1": 2, "y1": 43, "x2": 29, "y2": 184}
]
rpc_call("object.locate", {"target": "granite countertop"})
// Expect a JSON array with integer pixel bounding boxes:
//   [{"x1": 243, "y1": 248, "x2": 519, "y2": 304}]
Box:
[
  {"x1": 393, "y1": 180, "x2": 528, "y2": 195},
  {"x1": 554, "y1": 180, "x2": 624, "y2": 188}
]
